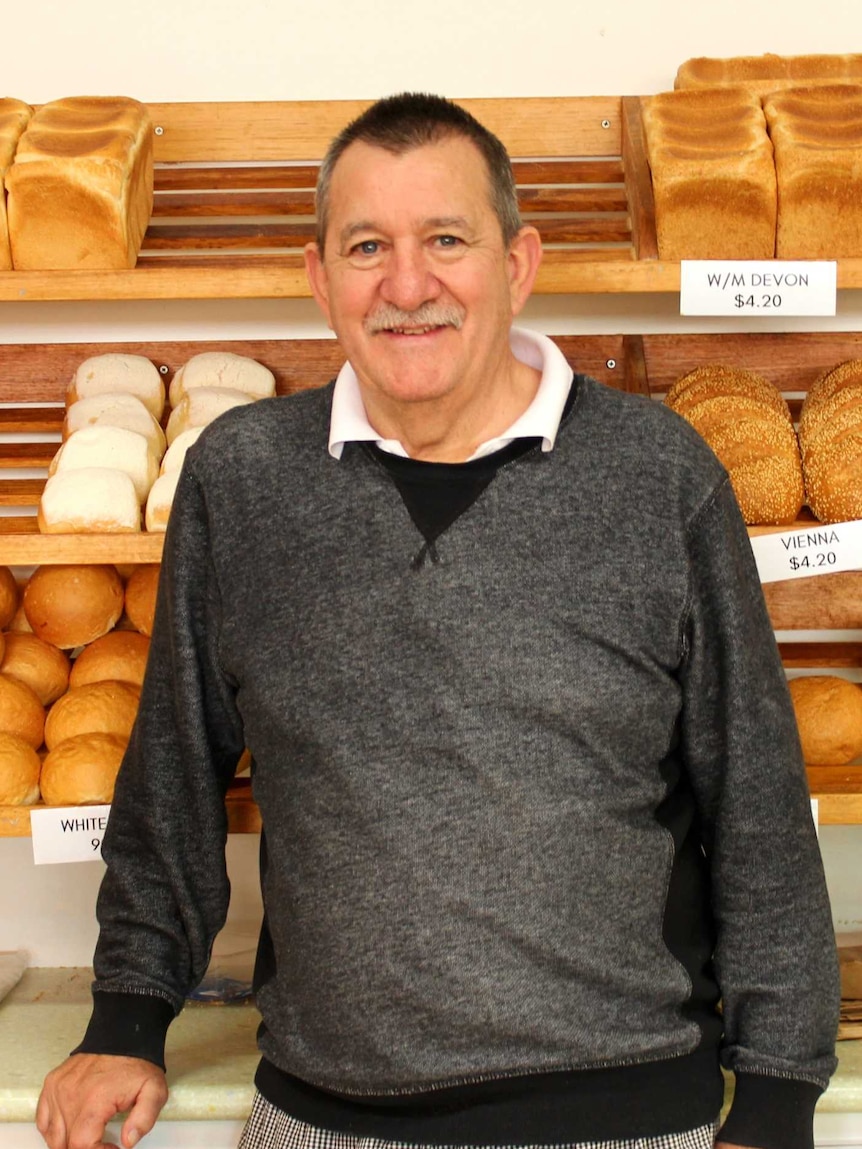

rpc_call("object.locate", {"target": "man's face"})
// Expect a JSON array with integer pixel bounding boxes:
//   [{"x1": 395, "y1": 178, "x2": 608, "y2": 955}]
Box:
[{"x1": 304, "y1": 135, "x2": 540, "y2": 412}]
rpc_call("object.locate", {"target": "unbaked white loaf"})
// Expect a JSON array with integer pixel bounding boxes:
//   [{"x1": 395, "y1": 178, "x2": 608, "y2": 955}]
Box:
[
  {"x1": 170, "y1": 351, "x2": 276, "y2": 407},
  {"x1": 0, "y1": 99, "x2": 33, "y2": 271},
  {"x1": 160, "y1": 427, "x2": 204, "y2": 475},
  {"x1": 165, "y1": 387, "x2": 255, "y2": 445},
  {"x1": 6, "y1": 96, "x2": 153, "y2": 270},
  {"x1": 67, "y1": 354, "x2": 165, "y2": 421},
  {"x1": 145, "y1": 470, "x2": 180, "y2": 532},
  {"x1": 49, "y1": 427, "x2": 159, "y2": 504},
  {"x1": 38, "y1": 467, "x2": 142, "y2": 535},
  {"x1": 64, "y1": 393, "x2": 166, "y2": 460}
]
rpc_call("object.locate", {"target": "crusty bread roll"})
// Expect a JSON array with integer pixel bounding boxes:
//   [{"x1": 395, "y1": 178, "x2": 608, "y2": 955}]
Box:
[
  {"x1": 23, "y1": 564, "x2": 124, "y2": 649},
  {"x1": 788, "y1": 675, "x2": 862, "y2": 766},
  {"x1": 0, "y1": 99, "x2": 33, "y2": 271},
  {"x1": 0, "y1": 564, "x2": 19, "y2": 630},
  {"x1": 169, "y1": 352, "x2": 276, "y2": 407},
  {"x1": 67, "y1": 354, "x2": 165, "y2": 421},
  {"x1": 676, "y1": 53, "x2": 862, "y2": 97},
  {"x1": 45, "y1": 679, "x2": 140, "y2": 751},
  {"x1": 70, "y1": 631, "x2": 150, "y2": 690},
  {"x1": 64, "y1": 393, "x2": 166, "y2": 460},
  {"x1": 40, "y1": 732, "x2": 127, "y2": 806},
  {"x1": 166, "y1": 387, "x2": 254, "y2": 445},
  {"x1": 49, "y1": 426, "x2": 159, "y2": 505},
  {"x1": 145, "y1": 470, "x2": 180, "y2": 533},
  {"x1": 0, "y1": 731, "x2": 41, "y2": 805},
  {"x1": 641, "y1": 88, "x2": 776, "y2": 260},
  {"x1": 764, "y1": 86, "x2": 862, "y2": 258},
  {"x1": 0, "y1": 633, "x2": 71, "y2": 706},
  {"x1": 6, "y1": 96, "x2": 153, "y2": 270},
  {"x1": 38, "y1": 468, "x2": 142, "y2": 535},
  {"x1": 160, "y1": 427, "x2": 203, "y2": 475},
  {"x1": 124, "y1": 565, "x2": 160, "y2": 637},
  {"x1": 0, "y1": 674, "x2": 46, "y2": 749}
]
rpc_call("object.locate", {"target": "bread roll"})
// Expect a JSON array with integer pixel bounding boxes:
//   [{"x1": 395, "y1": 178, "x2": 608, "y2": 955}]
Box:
[
  {"x1": 70, "y1": 631, "x2": 150, "y2": 690},
  {"x1": 8, "y1": 600, "x2": 32, "y2": 634},
  {"x1": 124, "y1": 565, "x2": 160, "y2": 637},
  {"x1": 6, "y1": 96, "x2": 153, "y2": 270},
  {"x1": 49, "y1": 426, "x2": 159, "y2": 505},
  {"x1": 0, "y1": 633, "x2": 71, "y2": 706},
  {"x1": 0, "y1": 674, "x2": 45, "y2": 749},
  {"x1": 0, "y1": 731, "x2": 41, "y2": 805},
  {"x1": 0, "y1": 99, "x2": 33, "y2": 271},
  {"x1": 166, "y1": 387, "x2": 255, "y2": 445},
  {"x1": 169, "y1": 352, "x2": 276, "y2": 407},
  {"x1": 40, "y1": 732, "x2": 127, "y2": 806},
  {"x1": 641, "y1": 88, "x2": 776, "y2": 260},
  {"x1": 160, "y1": 427, "x2": 204, "y2": 475},
  {"x1": 145, "y1": 470, "x2": 180, "y2": 532},
  {"x1": 45, "y1": 679, "x2": 140, "y2": 751},
  {"x1": 0, "y1": 564, "x2": 19, "y2": 629},
  {"x1": 24, "y1": 564, "x2": 124, "y2": 649},
  {"x1": 64, "y1": 393, "x2": 166, "y2": 460},
  {"x1": 38, "y1": 468, "x2": 142, "y2": 535},
  {"x1": 67, "y1": 354, "x2": 165, "y2": 421},
  {"x1": 788, "y1": 675, "x2": 862, "y2": 766},
  {"x1": 764, "y1": 86, "x2": 862, "y2": 258},
  {"x1": 676, "y1": 53, "x2": 862, "y2": 97}
]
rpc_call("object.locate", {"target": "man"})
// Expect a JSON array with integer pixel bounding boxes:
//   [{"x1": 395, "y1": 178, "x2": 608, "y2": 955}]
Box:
[{"x1": 37, "y1": 93, "x2": 838, "y2": 1149}]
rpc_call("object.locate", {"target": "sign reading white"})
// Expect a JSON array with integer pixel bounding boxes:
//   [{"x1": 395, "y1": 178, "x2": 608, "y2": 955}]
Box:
[
  {"x1": 680, "y1": 260, "x2": 837, "y2": 316},
  {"x1": 30, "y1": 805, "x2": 110, "y2": 865},
  {"x1": 749, "y1": 520, "x2": 862, "y2": 584}
]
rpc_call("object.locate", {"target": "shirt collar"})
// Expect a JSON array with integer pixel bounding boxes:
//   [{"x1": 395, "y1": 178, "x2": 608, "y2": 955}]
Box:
[{"x1": 328, "y1": 327, "x2": 574, "y2": 461}]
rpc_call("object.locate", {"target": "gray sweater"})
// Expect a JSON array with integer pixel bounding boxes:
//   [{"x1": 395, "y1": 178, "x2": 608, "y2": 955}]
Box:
[{"x1": 81, "y1": 373, "x2": 839, "y2": 1147}]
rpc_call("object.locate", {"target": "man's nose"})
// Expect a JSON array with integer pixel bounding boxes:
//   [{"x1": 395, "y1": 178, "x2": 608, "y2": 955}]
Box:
[{"x1": 379, "y1": 243, "x2": 441, "y2": 311}]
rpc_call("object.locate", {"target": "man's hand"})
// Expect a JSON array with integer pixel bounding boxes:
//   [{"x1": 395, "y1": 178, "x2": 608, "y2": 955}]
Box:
[{"x1": 36, "y1": 1054, "x2": 168, "y2": 1149}]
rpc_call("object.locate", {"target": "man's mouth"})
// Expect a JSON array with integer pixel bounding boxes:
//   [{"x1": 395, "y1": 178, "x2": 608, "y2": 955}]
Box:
[{"x1": 365, "y1": 304, "x2": 465, "y2": 336}]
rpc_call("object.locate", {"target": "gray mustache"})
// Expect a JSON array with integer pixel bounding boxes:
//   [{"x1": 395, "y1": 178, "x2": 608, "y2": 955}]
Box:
[{"x1": 364, "y1": 304, "x2": 465, "y2": 334}]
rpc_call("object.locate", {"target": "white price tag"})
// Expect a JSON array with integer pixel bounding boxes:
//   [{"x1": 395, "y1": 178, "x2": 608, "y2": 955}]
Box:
[
  {"x1": 30, "y1": 805, "x2": 110, "y2": 865},
  {"x1": 749, "y1": 520, "x2": 862, "y2": 584},
  {"x1": 680, "y1": 260, "x2": 837, "y2": 316}
]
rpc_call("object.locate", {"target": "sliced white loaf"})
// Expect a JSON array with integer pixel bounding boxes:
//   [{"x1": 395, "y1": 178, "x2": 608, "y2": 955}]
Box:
[
  {"x1": 38, "y1": 468, "x2": 141, "y2": 534},
  {"x1": 169, "y1": 351, "x2": 276, "y2": 406},
  {"x1": 64, "y1": 393, "x2": 166, "y2": 460},
  {"x1": 68, "y1": 354, "x2": 165, "y2": 420},
  {"x1": 0, "y1": 99, "x2": 33, "y2": 271},
  {"x1": 49, "y1": 427, "x2": 159, "y2": 504},
  {"x1": 166, "y1": 387, "x2": 255, "y2": 445}
]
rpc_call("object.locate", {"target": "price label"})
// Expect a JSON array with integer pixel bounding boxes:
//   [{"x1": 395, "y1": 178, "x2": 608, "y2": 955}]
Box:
[
  {"x1": 680, "y1": 260, "x2": 837, "y2": 316},
  {"x1": 30, "y1": 805, "x2": 110, "y2": 865},
  {"x1": 748, "y1": 520, "x2": 862, "y2": 584}
]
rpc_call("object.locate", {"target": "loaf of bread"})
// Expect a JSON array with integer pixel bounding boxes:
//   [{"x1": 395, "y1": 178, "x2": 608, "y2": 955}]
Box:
[
  {"x1": 641, "y1": 89, "x2": 777, "y2": 260},
  {"x1": 0, "y1": 673, "x2": 45, "y2": 749},
  {"x1": 23, "y1": 564, "x2": 124, "y2": 649},
  {"x1": 0, "y1": 99, "x2": 33, "y2": 270},
  {"x1": 160, "y1": 427, "x2": 203, "y2": 475},
  {"x1": 788, "y1": 675, "x2": 862, "y2": 766},
  {"x1": 38, "y1": 468, "x2": 142, "y2": 535},
  {"x1": 169, "y1": 352, "x2": 276, "y2": 407},
  {"x1": 45, "y1": 679, "x2": 140, "y2": 751},
  {"x1": 763, "y1": 85, "x2": 862, "y2": 258},
  {"x1": 799, "y1": 360, "x2": 862, "y2": 520},
  {"x1": 0, "y1": 565, "x2": 19, "y2": 630},
  {"x1": 144, "y1": 470, "x2": 180, "y2": 532},
  {"x1": 0, "y1": 633, "x2": 71, "y2": 706},
  {"x1": 6, "y1": 96, "x2": 153, "y2": 270},
  {"x1": 676, "y1": 53, "x2": 862, "y2": 97},
  {"x1": 166, "y1": 387, "x2": 255, "y2": 445},
  {"x1": 0, "y1": 731, "x2": 41, "y2": 806},
  {"x1": 67, "y1": 354, "x2": 165, "y2": 421},
  {"x1": 40, "y1": 731, "x2": 127, "y2": 806},
  {"x1": 124, "y1": 565, "x2": 160, "y2": 637},
  {"x1": 49, "y1": 426, "x2": 159, "y2": 504},
  {"x1": 64, "y1": 393, "x2": 166, "y2": 460},
  {"x1": 70, "y1": 630, "x2": 150, "y2": 690}
]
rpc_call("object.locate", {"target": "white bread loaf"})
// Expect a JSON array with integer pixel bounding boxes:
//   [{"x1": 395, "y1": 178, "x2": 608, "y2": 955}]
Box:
[
  {"x1": 0, "y1": 731, "x2": 41, "y2": 806},
  {"x1": 38, "y1": 468, "x2": 142, "y2": 535},
  {"x1": 23, "y1": 564, "x2": 124, "y2": 649},
  {"x1": 45, "y1": 679, "x2": 140, "y2": 751},
  {"x1": 64, "y1": 393, "x2": 166, "y2": 460},
  {"x1": 0, "y1": 99, "x2": 33, "y2": 271},
  {"x1": 0, "y1": 674, "x2": 45, "y2": 749},
  {"x1": 166, "y1": 387, "x2": 254, "y2": 445},
  {"x1": 169, "y1": 351, "x2": 276, "y2": 407},
  {"x1": 144, "y1": 470, "x2": 180, "y2": 533},
  {"x1": 124, "y1": 565, "x2": 160, "y2": 637},
  {"x1": 70, "y1": 630, "x2": 150, "y2": 690},
  {"x1": 40, "y1": 732, "x2": 127, "y2": 806},
  {"x1": 0, "y1": 633, "x2": 71, "y2": 706},
  {"x1": 160, "y1": 427, "x2": 203, "y2": 475},
  {"x1": 49, "y1": 427, "x2": 159, "y2": 505},
  {"x1": 6, "y1": 96, "x2": 153, "y2": 270},
  {"x1": 68, "y1": 354, "x2": 165, "y2": 421}
]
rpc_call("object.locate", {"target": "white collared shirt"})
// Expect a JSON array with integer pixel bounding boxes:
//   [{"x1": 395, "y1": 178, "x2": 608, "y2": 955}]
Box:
[{"x1": 327, "y1": 327, "x2": 574, "y2": 462}]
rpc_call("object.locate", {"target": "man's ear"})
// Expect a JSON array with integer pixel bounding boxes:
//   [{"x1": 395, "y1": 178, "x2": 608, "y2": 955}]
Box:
[
  {"x1": 506, "y1": 225, "x2": 543, "y2": 318},
  {"x1": 304, "y1": 242, "x2": 333, "y2": 327}
]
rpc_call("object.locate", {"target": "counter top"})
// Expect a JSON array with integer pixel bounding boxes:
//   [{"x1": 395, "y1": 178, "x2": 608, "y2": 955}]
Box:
[{"x1": 2, "y1": 969, "x2": 862, "y2": 1123}]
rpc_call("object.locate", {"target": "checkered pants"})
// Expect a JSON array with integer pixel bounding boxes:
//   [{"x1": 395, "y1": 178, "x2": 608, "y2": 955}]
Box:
[{"x1": 237, "y1": 1092, "x2": 718, "y2": 1149}]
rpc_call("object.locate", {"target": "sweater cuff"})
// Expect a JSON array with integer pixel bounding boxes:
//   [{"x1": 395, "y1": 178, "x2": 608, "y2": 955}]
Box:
[
  {"x1": 718, "y1": 1071, "x2": 823, "y2": 1149},
  {"x1": 71, "y1": 990, "x2": 177, "y2": 1071}
]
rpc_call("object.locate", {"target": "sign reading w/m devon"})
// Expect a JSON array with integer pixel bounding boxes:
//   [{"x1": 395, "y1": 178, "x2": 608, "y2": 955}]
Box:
[{"x1": 680, "y1": 261, "x2": 837, "y2": 317}]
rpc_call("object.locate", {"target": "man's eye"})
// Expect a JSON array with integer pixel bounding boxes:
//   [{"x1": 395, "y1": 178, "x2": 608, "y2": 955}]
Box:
[
  {"x1": 354, "y1": 240, "x2": 379, "y2": 256},
  {"x1": 436, "y1": 235, "x2": 460, "y2": 247}
]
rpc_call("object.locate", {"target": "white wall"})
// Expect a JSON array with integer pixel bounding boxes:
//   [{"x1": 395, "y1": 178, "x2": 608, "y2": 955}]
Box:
[{"x1": 2, "y1": 0, "x2": 861, "y2": 966}]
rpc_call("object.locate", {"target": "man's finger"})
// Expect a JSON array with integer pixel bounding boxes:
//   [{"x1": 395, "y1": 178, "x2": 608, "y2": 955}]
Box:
[{"x1": 121, "y1": 1074, "x2": 169, "y2": 1148}]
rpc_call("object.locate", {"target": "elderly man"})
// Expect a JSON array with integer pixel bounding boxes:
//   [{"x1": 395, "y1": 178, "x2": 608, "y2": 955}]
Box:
[{"x1": 38, "y1": 93, "x2": 837, "y2": 1149}]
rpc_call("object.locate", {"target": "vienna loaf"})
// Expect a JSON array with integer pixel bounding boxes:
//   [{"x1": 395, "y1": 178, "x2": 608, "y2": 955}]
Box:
[
  {"x1": 6, "y1": 96, "x2": 153, "y2": 270},
  {"x1": 641, "y1": 89, "x2": 776, "y2": 260},
  {"x1": 0, "y1": 99, "x2": 33, "y2": 270}
]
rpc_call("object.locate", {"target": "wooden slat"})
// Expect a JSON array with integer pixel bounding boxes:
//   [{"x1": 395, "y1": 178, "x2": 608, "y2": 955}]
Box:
[
  {"x1": 621, "y1": 95, "x2": 659, "y2": 261},
  {"x1": 155, "y1": 164, "x2": 321, "y2": 192},
  {"x1": 0, "y1": 408, "x2": 63, "y2": 432},
  {"x1": 0, "y1": 531, "x2": 164, "y2": 562},
  {"x1": 621, "y1": 334, "x2": 650, "y2": 395},
  {"x1": 511, "y1": 158, "x2": 625, "y2": 184},
  {"x1": 763, "y1": 572, "x2": 862, "y2": 631},
  {"x1": 0, "y1": 444, "x2": 56, "y2": 467},
  {"x1": 142, "y1": 222, "x2": 317, "y2": 251},
  {"x1": 517, "y1": 187, "x2": 628, "y2": 213},
  {"x1": 0, "y1": 479, "x2": 44, "y2": 505},
  {"x1": 779, "y1": 643, "x2": 862, "y2": 668}
]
